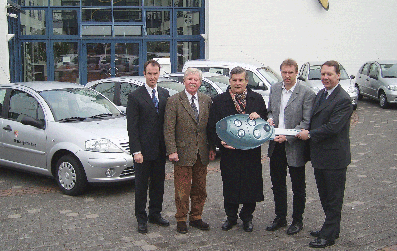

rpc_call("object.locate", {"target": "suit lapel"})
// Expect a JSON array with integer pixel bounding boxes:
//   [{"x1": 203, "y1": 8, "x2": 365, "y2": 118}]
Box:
[
  {"x1": 285, "y1": 82, "x2": 300, "y2": 108},
  {"x1": 180, "y1": 91, "x2": 198, "y2": 123},
  {"x1": 313, "y1": 85, "x2": 341, "y2": 115},
  {"x1": 140, "y1": 86, "x2": 157, "y2": 112}
]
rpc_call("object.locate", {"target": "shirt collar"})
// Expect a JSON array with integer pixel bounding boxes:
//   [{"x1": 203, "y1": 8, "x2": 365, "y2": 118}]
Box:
[
  {"x1": 282, "y1": 82, "x2": 297, "y2": 93},
  {"x1": 145, "y1": 83, "x2": 157, "y2": 94},
  {"x1": 185, "y1": 90, "x2": 198, "y2": 100}
]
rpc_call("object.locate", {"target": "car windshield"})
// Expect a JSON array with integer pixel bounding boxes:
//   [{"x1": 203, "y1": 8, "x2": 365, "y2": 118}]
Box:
[
  {"x1": 157, "y1": 80, "x2": 185, "y2": 92},
  {"x1": 39, "y1": 88, "x2": 121, "y2": 122},
  {"x1": 310, "y1": 65, "x2": 349, "y2": 80},
  {"x1": 380, "y1": 63, "x2": 397, "y2": 78},
  {"x1": 257, "y1": 67, "x2": 282, "y2": 84}
]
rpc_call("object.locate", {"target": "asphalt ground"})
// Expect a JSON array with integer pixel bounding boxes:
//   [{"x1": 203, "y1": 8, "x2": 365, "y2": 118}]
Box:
[{"x1": 1, "y1": 98, "x2": 397, "y2": 251}]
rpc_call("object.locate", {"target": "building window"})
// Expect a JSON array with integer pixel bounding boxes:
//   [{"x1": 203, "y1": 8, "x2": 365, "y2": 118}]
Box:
[
  {"x1": 54, "y1": 42, "x2": 79, "y2": 83},
  {"x1": 22, "y1": 42, "x2": 47, "y2": 81},
  {"x1": 53, "y1": 10, "x2": 78, "y2": 35},
  {"x1": 177, "y1": 41, "x2": 199, "y2": 71},
  {"x1": 21, "y1": 10, "x2": 46, "y2": 35},
  {"x1": 146, "y1": 10, "x2": 171, "y2": 36},
  {"x1": 177, "y1": 11, "x2": 200, "y2": 35}
]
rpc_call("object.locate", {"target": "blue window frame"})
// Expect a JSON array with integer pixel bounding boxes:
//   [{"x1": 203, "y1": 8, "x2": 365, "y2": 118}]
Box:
[{"x1": 12, "y1": 0, "x2": 205, "y2": 84}]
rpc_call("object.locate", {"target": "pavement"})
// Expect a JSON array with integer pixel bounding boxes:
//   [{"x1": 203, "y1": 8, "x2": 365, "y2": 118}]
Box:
[{"x1": 1, "y1": 98, "x2": 397, "y2": 251}]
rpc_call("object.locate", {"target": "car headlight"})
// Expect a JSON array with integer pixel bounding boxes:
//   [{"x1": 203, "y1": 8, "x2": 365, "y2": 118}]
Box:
[
  {"x1": 85, "y1": 139, "x2": 123, "y2": 153},
  {"x1": 387, "y1": 85, "x2": 397, "y2": 91}
]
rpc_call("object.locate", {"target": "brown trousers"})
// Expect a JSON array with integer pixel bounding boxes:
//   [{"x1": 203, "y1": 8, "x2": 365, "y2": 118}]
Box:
[{"x1": 174, "y1": 155, "x2": 207, "y2": 222}]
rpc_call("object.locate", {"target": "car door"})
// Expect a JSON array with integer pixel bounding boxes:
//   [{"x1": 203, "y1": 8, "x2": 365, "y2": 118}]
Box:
[
  {"x1": 368, "y1": 63, "x2": 381, "y2": 98},
  {"x1": 357, "y1": 63, "x2": 371, "y2": 96},
  {"x1": 1, "y1": 88, "x2": 47, "y2": 170}
]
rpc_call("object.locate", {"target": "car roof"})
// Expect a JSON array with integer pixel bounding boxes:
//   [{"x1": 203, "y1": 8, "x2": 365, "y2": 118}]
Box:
[
  {"x1": 184, "y1": 59, "x2": 267, "y2": 69},
  {"x1": 8, "y1": 81, "x2": 84, "y2": 92},
  {"x1": 372, "y1": 60, "x2": 397, "y2": 64}
]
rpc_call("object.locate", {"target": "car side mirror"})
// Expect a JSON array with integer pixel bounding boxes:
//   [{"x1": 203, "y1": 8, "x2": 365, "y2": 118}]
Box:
[
  {"x1": 21, "y1": 116, "x2": 45, "y2": 129},
  {"x1": 298, "y1": 76, "x2": 306, "y2": 81},
  {"x1": 369, "y1": 74, "x2": 378, "y2": 80}
]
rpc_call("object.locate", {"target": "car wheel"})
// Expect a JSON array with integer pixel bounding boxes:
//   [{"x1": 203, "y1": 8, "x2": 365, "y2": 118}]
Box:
[
  {"x1": 356, "y1": 85, "x2": 363, "y2": 100},
  {"x1": 56, "y1": 155, "x2": 87, "y2": 196},
  {"x1": 379, "y1": 92, "x2": 388, "y2": 109}
]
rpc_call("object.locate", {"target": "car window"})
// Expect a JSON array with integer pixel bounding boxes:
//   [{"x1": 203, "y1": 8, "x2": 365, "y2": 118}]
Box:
[
  {"x1": 92, "y1": 81, "x2": 116, "y2": 102},
  {"x1": 246, "y1": 70, "x2": 267, "y2": 90},
  {"x1": 0, "y1": 88, "x2": 6, "y2": 117},
  {"x1": 198, "y1": 80, "x2": 218, "y2": 98},
  {"x1": 120, "y1": 82, "x2": 139, "y2": 106},
  {"x1": 369, "y1": 64, "x2": 379, "y2": 78},
  {"x1": 257, "y1": 67, "x2": 282, "y2": 84},
  {"x1": 157, "y1": 80, "x2": 185, "y2": 92},
  {"x1": 309, "y1": 65, "x2": 322, "y2": 80},
  {"x1": 8, "y1": 90, "x2": 45, "y2": 123},
  {"x1": 380, "y1": 63, "x2": 397, "y2": 78},
  {"x1": 339, "y1": 65, "x2": 350, "y2": 80},
  {"x1": 362, "y1": 63, "x2": 371, "y2": 76}
]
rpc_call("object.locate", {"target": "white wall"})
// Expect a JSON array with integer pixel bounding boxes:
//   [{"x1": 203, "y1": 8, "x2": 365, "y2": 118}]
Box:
[
  {"x1": 0, "y1": 0, "x2": 11, "y2": 83},
  {"x1": 206, "y1": 0, "x2": 397, "y2": 76}
]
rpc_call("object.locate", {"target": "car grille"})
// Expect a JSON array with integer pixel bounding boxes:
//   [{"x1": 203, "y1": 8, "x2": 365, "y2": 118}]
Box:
[
  {"x1": 120, "y1": 165, "x2": 135, "y2": 177},
  {"x1": 119, "y1": 141, "x2": 130, "y2": 154}
]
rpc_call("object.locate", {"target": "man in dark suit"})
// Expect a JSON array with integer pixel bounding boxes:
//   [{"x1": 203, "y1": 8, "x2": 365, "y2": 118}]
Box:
[
  {"x1": 266, "y1": 59, "x2": 315, "y2": 235},
  {"x1": 208, "y1": 66, "x2": 267, "y2": 232},
  {"x1": 127, "y1": 60, "x2": 170, "y2": 234},
  {"x1": 297, "y1": 60, "x2": 353, "y2": 248},
  {"x1": 164, "y1": 68, "x2": 214, "y2": 234}
]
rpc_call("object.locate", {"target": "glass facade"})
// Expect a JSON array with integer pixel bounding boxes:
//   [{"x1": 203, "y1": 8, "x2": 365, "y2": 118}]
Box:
[{"x1": 10, "y1": 0, "x2": 204, "y2": 84}]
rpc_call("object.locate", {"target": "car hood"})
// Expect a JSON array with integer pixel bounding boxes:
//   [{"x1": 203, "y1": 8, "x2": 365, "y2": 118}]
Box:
[
  {"x1": 381, "y1": 77, "x2": 397, "y2": 85},
  {"x1": 305, "y1": 79, "x2": 352, "y2": 92},
  {"x1": 49, "y1": 116, "x2": 129, "y2": 143}
]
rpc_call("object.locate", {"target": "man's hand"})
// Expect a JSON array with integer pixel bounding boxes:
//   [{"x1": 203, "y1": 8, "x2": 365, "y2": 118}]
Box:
[
  {"x1": 169, "y1": 152, "x2": 179, "y2": 162},
  {"x1": 221, "y1": 141, "x2": 235, "y2": 149},
  {"x1": 274, "y1": 135, "x2": 287, "y2": 143},
  {"x1": 267, "y1": 118, "x2": 275, "y2": 126},
  {"x1": 209, "y1": 150, "x2": 216, "y2": 161},
  {"x1": 249, "y1": 112, "x2": 260, "y2": 120},
  {"x1": 134, "y1": 153, "x2": 143, "y2": 163},
  {"x1": 296, "y1": 129, "x2": 310, "y2": 140}
]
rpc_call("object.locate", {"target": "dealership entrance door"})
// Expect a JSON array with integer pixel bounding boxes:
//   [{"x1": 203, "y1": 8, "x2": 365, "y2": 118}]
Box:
[{"x1": 82, "y1": 41, "x2": 141, "y2": 84}]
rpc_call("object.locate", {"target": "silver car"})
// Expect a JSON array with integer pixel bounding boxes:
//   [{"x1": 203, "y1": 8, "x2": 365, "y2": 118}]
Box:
[
  {"x1": 355, "y1": 60, "x2": 397, "y2": 108},
  {"x1": 86, "y1": 76, "x2": 179, "y2": 113},
  {"x1": 162, "y1": 72, "x2": 229, "y2": 98},
  {"x1": 298, "y1": 61, "x2": 358, "y2": 109},
  {"x1": 0, "y1": 82, "x2": 134, "y2": 195}
]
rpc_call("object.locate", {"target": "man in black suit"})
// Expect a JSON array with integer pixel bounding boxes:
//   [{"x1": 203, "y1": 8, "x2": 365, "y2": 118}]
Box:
[
  {"x1": 127, "y1": 60, "x2": 170, "y2": 234},
  {"x1": 297, "y1": 60, "x2": 353, "y2": 248}
]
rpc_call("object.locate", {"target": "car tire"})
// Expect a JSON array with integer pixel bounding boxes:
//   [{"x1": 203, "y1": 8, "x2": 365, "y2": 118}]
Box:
[
  {"x1": 379, "y1": 92, "x2": 388, "y2": 109},
  {"x1": 56, "y1": 155, "x2": 87, "y2": 196},
  {"x1": 356, "y1": 85, "x2": 363, "y2": 100}
]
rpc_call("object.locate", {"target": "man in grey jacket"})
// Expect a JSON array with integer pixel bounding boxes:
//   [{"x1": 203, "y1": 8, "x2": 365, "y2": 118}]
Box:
[{"x1": 266, "y1": 59, "x2": 315, "y2": 235}]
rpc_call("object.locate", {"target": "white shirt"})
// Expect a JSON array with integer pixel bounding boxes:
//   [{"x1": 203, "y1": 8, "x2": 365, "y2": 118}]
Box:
[
  {"x1": 278, "y1": 82, "x2": 296, "y2": 129},
  {"x1": 185, "y1": 90, "x2": 199, "y2": 114},
  {"x1": 145, "y1": 83, "x2": 158, "y2": 100}
]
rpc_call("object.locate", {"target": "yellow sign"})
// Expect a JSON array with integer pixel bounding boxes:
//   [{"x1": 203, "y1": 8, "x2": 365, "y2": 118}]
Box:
[{"x1": 318, "y1": 0, "x2": 329, "y2": 10}]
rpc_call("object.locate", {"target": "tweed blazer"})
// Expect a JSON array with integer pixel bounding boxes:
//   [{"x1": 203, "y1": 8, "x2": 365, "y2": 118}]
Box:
[
  {"x1": 267, "y1": 81, "x2": 315, "y2": 167},
  {"x1": 164, "y1": 91, "x2": 212, "y2": 166}
]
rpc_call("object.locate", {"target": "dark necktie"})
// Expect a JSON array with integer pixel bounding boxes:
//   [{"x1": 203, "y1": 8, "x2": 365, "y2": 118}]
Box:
[
  {"x1": 319, "y1": 91, "x2": 328, "y2": 106},
  {"x1": 152, "y1": 89, "x2": 158, "y2": 112},
  {"x1": 191, "y1": 96, "x2": 199, "y2": 121}
]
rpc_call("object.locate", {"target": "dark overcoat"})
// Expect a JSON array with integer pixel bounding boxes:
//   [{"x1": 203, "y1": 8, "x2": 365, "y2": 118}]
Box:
[{"x1": 208, "y1": 87, "x2": 268, "y2": 204}]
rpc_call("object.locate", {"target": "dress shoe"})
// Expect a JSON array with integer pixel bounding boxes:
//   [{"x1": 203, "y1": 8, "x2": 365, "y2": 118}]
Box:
[
  {"x1": 243, "y1": 221, "x2": 254, "y2": 232},
  {"x1": 137, "y1": 222, "x2": 148, "y2": 234},
  {"x1": 148, "y1": 216, "x2": 170, "y2": 227},
  {"x1": 310, "y1": 231, "x2": 339, "y2": 239},
  {"x1": 189, "y1": 219, "x2": 210, "y2": 230},
  {"x1": 177, "y1": 221, "x2": 188, "y2": 234},
  {"x1": 287, "y1": 221, "x2": 303, "y2": 235},
  {"x1": 221, "y1": 220, "x2": 237, "y2": 231},
  {"x1": 266, "y1": 217, "x2": 287, "y2": 231},
  {"x1": 309, "y1": 238, "x2": 335, "y2": 248}
]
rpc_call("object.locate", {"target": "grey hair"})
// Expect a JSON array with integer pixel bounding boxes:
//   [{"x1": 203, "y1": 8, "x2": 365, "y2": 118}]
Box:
[
  {"x1": 230, "y1": 66, "x2": 249, "y2": 81},
  {"x1": 184, "y1": 67, "x2": 203, "y2": 81}
]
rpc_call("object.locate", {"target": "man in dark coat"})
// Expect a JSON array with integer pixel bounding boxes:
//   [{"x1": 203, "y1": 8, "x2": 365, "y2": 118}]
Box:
[
  {"x1": 127, "y1": 60, "x2": 170, "y2": 234},
  {"x1": 297, "y1": 60, "x2": 353, "y2": 248},
  {"x1": 208, "y1": 66, "x2": 267, "y2": 232}
]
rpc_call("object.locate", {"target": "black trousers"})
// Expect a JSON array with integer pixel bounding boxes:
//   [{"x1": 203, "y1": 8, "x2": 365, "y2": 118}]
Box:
[
  {"x1": 134, "y1": 157, "x2": 166, "y2": 223},
  {"x1": 314, "y1": 167, "x2": 347, "y2": 241},
  {"x1": 224, "y1": 202, "x2": 256, "y2": 223},
  {"x1": 269, "y1": 142, "x2": 306, "y2": 223}
]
